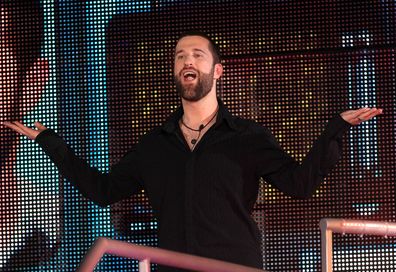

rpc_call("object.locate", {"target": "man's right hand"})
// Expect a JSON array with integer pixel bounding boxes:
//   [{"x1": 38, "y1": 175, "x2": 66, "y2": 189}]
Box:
[{"x1": 2, "y1": 121, "x2": 47, "y2": 140}]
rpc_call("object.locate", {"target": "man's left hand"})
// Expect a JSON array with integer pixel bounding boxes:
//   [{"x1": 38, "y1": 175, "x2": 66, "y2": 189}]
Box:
[{"x1": 341, "y1": 107, "x2": 383, "y2": 126}]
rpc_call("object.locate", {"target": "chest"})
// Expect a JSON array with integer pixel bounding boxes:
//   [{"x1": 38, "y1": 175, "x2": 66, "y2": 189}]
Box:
[{"x1": 138, "y1": 134, "x2": 258, "y2": 211}]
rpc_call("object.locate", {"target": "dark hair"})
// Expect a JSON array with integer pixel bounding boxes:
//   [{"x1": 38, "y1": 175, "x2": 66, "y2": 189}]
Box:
[
  {"x1": 177, "y1": 31, "x2": 222, "y2": 64},
  {"x1": 1, "y1": 0, "x2": 44, "y2": 79}
]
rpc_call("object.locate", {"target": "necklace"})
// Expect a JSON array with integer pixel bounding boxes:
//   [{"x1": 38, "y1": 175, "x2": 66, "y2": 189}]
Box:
[{"x1": 181, "y1": 108, "x2": 218, "y2": 146}]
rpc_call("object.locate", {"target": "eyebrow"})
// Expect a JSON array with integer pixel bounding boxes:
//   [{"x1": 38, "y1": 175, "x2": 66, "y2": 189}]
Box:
[{"x1": 175, "y1": 48, "x2": 208, "y2": 55}]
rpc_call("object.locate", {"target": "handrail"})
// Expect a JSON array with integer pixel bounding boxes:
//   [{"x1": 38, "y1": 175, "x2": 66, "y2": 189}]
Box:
[
  {"x1": 320, "y1": 218, "x2": 396, "y2": 272},
  {"x1": 77, "y1": 237, "x2": 266, "y2": 272}
]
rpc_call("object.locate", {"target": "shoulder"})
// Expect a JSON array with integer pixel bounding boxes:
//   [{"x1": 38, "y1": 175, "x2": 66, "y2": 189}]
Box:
[
  {"x1": 224, "y1": 116, "x2": 281, "y2": 150},
  {"x1": 231, "y1": 115, "x2": 273, "y2": 136},
  {"x1": 136, "y1": 126, "x2": 163, "y2": 145}
]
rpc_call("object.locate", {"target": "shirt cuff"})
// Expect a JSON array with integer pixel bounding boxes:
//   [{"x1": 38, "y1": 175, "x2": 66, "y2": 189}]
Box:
[
  {"x1": 35, "y1": 129, "x2": 62, "y2": 150},
  {"x1": 324, "y1": 114, "x2": 352, "y2": 139}
]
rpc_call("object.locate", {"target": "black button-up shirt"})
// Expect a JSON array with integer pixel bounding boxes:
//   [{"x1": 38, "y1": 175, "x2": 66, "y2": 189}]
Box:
[{"x1": 36, "y1": 99, "x2": 350, "y2": 269}]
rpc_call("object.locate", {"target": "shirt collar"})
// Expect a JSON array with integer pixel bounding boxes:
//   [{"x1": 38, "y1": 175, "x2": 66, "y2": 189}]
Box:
[{"x1": 161, "y1": 98, "x2": 238, "y2": 134}]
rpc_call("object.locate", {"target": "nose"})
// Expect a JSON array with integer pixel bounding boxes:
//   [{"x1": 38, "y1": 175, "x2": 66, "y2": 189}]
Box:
[{"x1": 183, "y1": 55, "x2": 193, "y2": 67}]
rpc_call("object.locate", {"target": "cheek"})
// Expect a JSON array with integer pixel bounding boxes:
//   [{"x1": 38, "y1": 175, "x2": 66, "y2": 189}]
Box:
[
  {"x1": 197, "y1": 61, "x2": 213, "y2": 73},
  {"x1": 174, "y1": 64, "x2": 184, "y2": 78}
]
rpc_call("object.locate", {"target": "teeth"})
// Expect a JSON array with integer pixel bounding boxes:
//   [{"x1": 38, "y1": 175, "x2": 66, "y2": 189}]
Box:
[{"x1": 183, "y1": 71, "x2": 196, "y2": 76}]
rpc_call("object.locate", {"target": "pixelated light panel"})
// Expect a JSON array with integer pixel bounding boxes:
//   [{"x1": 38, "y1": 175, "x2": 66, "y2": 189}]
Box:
[{"x1": 1, "y1": 0, "x2": 395, "y2": 271}]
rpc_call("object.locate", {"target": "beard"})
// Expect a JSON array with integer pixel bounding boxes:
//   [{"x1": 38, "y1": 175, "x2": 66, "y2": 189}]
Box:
[{"x1": 174, "y1": 67, "x2": 215, "y2": 102}]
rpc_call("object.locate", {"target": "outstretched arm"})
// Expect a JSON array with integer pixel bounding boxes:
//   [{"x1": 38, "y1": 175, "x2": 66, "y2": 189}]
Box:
[
  {"x1": 2, "y1": 121, "x2": 143, "y2": 207},
  {"x1": 259, "y1": 107, "x2": 383, "y2": 199}
]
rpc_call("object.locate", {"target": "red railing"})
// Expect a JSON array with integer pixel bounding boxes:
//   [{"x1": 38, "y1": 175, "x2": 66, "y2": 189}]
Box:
[{"x1": 77, "y1": 237, "x2": 266, "y2": 272}]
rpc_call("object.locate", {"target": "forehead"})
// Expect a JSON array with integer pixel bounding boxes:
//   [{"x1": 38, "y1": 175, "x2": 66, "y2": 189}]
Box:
[{"x1": 175, "y1": 35, "x2": 211, "y2": 52}]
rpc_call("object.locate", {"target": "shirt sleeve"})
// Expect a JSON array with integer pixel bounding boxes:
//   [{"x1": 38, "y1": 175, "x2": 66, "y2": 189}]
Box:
[
  {"x1": 257, "y1": 114, "x2": 351, "y2": 199},
  {"x1": 35, "y1": 129, "x2": 143, "y2": 207}
]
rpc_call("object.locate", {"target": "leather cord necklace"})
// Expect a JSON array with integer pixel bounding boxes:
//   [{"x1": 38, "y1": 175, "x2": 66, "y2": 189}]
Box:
[{"x1": 181, "y1": 108, "x2": 218, "y2": 146}]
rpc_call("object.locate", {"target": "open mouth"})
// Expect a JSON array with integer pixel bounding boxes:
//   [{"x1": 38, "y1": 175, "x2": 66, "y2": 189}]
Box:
[{"x1": 182, "y1": 70, "x2": 197, "y2": 81}]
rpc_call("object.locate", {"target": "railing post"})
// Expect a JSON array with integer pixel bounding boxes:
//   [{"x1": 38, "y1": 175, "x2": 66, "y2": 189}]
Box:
[
  {"x1": 139, "y1": 259, "x2": 151, "y2": 272},
  {"x1": 320, "y1": 219, "x2": 333, "y2": 272},
  {"x1": 320, "y1": 218, "x2": 396, "y2": 272}
]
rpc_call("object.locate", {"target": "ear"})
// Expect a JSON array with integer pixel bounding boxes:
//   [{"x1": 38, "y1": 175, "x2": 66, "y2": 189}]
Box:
[
  {"x1": 21, "y1": 58, "x2": 49, "y2": 116},
  {"x1": 213, "y1": 63, "x2": 223, "y2": 80}
]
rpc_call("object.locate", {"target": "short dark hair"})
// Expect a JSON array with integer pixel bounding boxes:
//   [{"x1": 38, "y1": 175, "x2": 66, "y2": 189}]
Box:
[
  {"x1": 1, "y1": 0, "x2": 44, "y2": 78},
  {"x1": 177, "y1": 31, "x2": 222, "y2": 64}
]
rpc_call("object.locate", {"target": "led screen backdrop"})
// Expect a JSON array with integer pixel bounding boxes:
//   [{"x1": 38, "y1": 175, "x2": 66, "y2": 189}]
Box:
[{"x1": 0, "y1": 0, "x2": 395, "y2": 271}]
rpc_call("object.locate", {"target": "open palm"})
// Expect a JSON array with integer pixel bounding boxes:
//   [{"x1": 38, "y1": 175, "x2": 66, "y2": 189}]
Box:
[{"x1": 2, "y1": 121, "x2": 47, "y2": 140}]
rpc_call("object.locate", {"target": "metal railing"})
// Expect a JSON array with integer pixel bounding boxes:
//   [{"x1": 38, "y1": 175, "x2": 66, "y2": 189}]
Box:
[
  {"x1": 320, "y1": 218, "x2": 396, "y2": 272},
  {"x1": 77, "y1": 237, "x2": 266, "y2": 272}
]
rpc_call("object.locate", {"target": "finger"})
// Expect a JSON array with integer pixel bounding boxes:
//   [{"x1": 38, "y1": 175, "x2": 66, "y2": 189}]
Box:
[
  {"x1": 359, "y1": 108, "x2": 381, "y2": 118},
  {"x1": 12, "y1": 121, "x2": 34, "y2": 135},
  {"x1": 343, "y1": 108, "x2": 370, "y2": 120},
  {"x1": 343, "y1": 108, "x2": 369, "y2": 124},
  {"x1": 357, "y1": 108, "x2": 383, "y2": 122},
  {"x1": 15, "y1": 122, "x2": 35, "y2": 137},
  {"x1": 2, "y1": 121, "x2": 28, "y2": 135},
  {"x1": 4, "y1": 121, "x2": 40, "y2": 140},
  {"x1": 34, "y1": 122, "x2": 47, "y2": 131},
  {"x1": 362, "y1": 109, "x2": 383, "y2": 120},
  {"x1": 15, "y1": 121, "x2": 43, "y2": 139},
  {"x1": 353, "y1": 107, "x2": 372, "y2": 116}
]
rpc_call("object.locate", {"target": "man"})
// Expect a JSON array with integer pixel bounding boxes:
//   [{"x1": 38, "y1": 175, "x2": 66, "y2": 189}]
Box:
[
  {"x1": 3, "y1": 31, "x2": 382, "y2": 270},
  {"x1": 1, "y1": 1, "x2": 61, "y2": 270}
]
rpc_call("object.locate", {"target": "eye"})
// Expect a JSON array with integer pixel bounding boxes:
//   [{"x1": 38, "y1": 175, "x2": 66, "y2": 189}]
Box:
[{"x1": 193, "y1": 53, "x2": 203, "y2": 58}]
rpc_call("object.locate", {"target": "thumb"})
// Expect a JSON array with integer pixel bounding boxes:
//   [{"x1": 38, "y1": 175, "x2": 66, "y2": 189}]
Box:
[{"x1": 34, "y1": 122, "x2": 47, "y2": 131}]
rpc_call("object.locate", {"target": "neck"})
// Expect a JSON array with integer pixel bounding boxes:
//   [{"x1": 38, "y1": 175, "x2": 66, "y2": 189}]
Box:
[{"x1": 181, "y1": 90, "x2": 218, "y2": 128}]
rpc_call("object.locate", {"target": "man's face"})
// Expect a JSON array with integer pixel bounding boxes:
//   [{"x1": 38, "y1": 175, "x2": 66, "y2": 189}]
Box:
[
  {"x1": 173, "y1": 35, "x2": 217, "y2": 102},
  {"x1": 0, "y1": 8, "x2": 18, "y2": 123}
]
